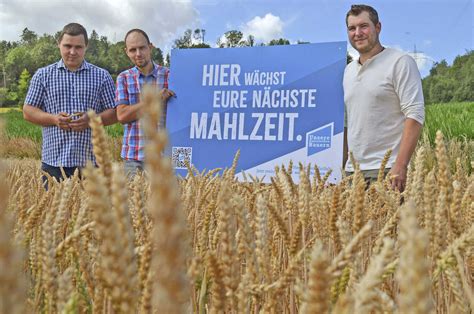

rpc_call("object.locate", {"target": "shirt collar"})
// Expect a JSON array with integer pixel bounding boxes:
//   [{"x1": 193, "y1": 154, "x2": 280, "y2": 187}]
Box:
[
  {"x1": 357, "y1": 47, "x2": 386, "y2": 66},
  {"x1": 57, "y1": 59, "x2": 90, "y2": 72},
  {"x1": 133, "y1": 62, "x2": 160, "y2": 78}
]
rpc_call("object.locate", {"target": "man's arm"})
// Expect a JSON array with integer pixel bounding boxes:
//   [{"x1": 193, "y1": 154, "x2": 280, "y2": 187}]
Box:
[
  {"x1": 117, "y1": 103, "x2": 144, "y2": 124},
  {"x1": 390, "y1": 118, "x2": 423, "y2": 192},
  {"x1": 99, "y1": 108, "x2": 118, "y2": 126},
  {"x1": 391, "y1": 55, "x2": 425, "y2": 192},
  {"x1": 343, "y1": 127, "x2": 348, "y2": 169},
  {"x1": 116, "y1": 88, "x2": 175, "y2": 124},
  {"x1": 23, "y1": 104, "x2": 71, "y2": 130},
  {"x1": 23, "y1": 70, "x2": 71, "y2": 130}
]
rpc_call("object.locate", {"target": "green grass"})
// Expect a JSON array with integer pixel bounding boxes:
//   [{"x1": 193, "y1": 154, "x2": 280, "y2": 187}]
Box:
[
  {"x1": 104, "y1": 123, "x2": 123, "y2": 138},
  {"x1": 423, "y1": 102, "x2": 474, "y2": 144},
  {"x1": 1, "y1": 110, "x2": 43, "y2": 142}
]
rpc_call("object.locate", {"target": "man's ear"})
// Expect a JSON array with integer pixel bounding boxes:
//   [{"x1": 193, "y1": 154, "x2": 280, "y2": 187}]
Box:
[{"x1": 376, "y1": 22, "x2": 382, "y2": 34}]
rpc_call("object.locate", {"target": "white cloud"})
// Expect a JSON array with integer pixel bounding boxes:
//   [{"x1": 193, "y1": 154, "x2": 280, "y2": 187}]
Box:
[
  {"x1": 0, "y1": 0, "x2": 198, "y2": 46},
  {"x1": 407, "y1": 51, "x2": 435, "y2": 75},
  {"x1": 242, "y1": 13, "x2": 284, "y2": 42},
  {"x1": 390, "y1": 45, "x2": 435, "y2": 74},
  {"x1": 216, "y1": 34, "x2": 228, "y2": 47}
]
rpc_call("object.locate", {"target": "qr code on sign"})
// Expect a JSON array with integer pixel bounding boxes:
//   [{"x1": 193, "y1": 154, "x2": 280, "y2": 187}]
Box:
[{"x1": 172, "y1": 147, "x2": 192, "y2": 169}]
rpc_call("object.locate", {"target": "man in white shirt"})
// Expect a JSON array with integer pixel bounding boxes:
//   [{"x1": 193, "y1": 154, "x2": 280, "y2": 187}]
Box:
[{"x1": 343, "y1": 4, "x2": 425, "y2": 192}]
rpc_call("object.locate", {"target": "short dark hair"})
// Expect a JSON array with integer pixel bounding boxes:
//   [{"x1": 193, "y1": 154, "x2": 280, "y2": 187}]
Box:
[
  {"x1": 124, "y1": 29, "x2": 151, "y2": 45},
  {"x1": 346, "y1": 4, "x2": 379, "y2": 26},
  {"x1": 58, "y1": 23, "x2": 88, "y2": 45}
]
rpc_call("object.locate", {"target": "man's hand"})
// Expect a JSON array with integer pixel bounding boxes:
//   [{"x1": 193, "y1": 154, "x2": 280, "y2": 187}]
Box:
[
  {"x1": 389, "y1": 118, "x2": 423, "y2": 193},
  {"x1": 160, "y1": 88, "x2": 175, "y2": 102},
  {"x1": 69, "y1": 112, "x2": 90, "y2": 131},
  {"x1": 389, "y1": 163, "x2": 408, "y2": 192},
  {"x1": 56, "y1": 112, "x2": 72, "y2": 130}
]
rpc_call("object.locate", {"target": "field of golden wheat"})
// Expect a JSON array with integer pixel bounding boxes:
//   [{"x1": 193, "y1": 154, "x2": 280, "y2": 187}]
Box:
[{"x1": 1, "y1": 91, "x2": 473, "y2": 313}]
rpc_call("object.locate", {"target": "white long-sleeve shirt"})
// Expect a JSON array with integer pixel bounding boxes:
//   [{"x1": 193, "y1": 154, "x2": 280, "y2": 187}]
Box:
[{"x1": 344, "y1": 47, "x2": 424, "y2": 171}]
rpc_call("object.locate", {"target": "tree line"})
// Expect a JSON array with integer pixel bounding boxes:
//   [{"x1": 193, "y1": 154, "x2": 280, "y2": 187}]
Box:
[
  {"x1": 422, "y1": 50, "x2": 473, "y2": 104},
  {"x1": 0, "y1": 27, "x2": 472, "y2": 107},
  {"x1": 0, "y1": 28, "x2": 160, "y2": 107}
]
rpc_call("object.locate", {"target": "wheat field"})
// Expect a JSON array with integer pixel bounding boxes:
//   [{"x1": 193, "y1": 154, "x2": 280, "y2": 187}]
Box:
[{"x1": 1, "y1": 90, "x2": 473, "y2": 313}]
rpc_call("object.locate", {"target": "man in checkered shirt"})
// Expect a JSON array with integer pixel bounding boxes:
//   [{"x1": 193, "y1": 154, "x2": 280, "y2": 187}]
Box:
[
  {"x1": 116, "y1": 29, "x2": 175, "y2": 178},
  {"x1": 23, "y1": 23, "x2": 117, "y2": 182}
]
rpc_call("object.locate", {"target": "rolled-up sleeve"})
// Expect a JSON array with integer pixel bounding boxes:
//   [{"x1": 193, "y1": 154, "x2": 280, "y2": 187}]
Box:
[
  {"x1": 115, "y1": 73, "x2": 130, "y2": 106},
  {"x1": 393, "y1": 55, "x2": 425, "y2": 125}
]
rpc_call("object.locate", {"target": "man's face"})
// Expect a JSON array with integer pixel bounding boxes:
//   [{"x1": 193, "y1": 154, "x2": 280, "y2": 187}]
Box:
[
  {"x1": 58, "y1": 34, "x2": 87, "y2": 71},
  {"x1": 125, "y1": 32, "x2": 152, "y2": 69},
  {"x1": 347, "y1": 11, "x2": 381, "y2": 55}
]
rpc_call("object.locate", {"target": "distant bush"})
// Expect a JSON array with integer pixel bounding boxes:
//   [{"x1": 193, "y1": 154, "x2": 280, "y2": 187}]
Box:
[{"x1": 422, "y1": 51, "x2": 473, "y2": 103}]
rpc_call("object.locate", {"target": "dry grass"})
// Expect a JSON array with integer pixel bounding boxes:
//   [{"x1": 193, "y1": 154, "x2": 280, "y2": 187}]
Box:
[
  {"x1": 0, "y1": 135, "x2": 42, "y2": 159},
  {"x1": 1, "y1": 93, "x2": 473, "y2": 313},
  {"x1": 0, "y1": 131, "x2": 122, "y2": 161}
]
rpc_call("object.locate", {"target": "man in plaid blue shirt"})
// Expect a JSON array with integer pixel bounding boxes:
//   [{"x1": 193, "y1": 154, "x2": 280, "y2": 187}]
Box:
[
  {"x1": 116, "y1": 29, "x2": 175, "y2": 178},
  {"x1": 24, "y1": 23, "x2": 117, "y2": 182}
]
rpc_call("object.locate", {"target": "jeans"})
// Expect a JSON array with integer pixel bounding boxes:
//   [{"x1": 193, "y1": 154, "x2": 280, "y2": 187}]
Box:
[
  {"x1": 41, "y1": 162, "x2": 80, "y2": 189},
  {"x1": 345, "y1": 168, "x2": 391, "y2": 188},
  {"x1": 124, "y1": 159, "x2": 145, "y2": 180}
]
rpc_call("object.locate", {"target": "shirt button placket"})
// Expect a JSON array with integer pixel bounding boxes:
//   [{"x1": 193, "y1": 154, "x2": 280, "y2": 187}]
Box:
[
  {"x1": 355, "y1": 63, "x2": 362, "y2": 82},
  {"x1": 71, "y1": 71, "x2": 77, "y2": 164}
]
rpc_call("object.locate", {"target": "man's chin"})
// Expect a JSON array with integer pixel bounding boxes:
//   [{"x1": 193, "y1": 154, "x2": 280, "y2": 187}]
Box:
[
  {"x1": 350, "y1": 42, "x2": 365, "y2": 51},
  {"x1": 136, "y1": 61, "x2": 148, "y2": 67},
  {"x1": 355, "y1": 45, "x2": 371, "y2": 54}
]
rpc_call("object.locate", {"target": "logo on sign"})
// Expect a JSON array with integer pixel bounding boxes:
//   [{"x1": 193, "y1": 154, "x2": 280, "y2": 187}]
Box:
[{"x1": 306, "y1": 123, "x2": 333, "y2": 156}]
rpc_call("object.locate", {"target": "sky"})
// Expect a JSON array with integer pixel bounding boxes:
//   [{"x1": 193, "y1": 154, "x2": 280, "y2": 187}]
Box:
[{"x1": 0, "y1": 0, "x2": 472, "y2": 77}]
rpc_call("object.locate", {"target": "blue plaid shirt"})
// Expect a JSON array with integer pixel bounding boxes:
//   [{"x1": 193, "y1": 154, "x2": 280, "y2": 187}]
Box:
[
  {"x1": 115, "y1": 63, "x2": 169, "y2": 161},
  {"x1": 25, "y1": 59, "x2": 116, "y2": 167}
]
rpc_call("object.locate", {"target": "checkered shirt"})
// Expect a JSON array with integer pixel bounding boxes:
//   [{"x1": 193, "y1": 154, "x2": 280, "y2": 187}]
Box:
[
  {"x1": 25, "y1": 59, "x2": 116, "y2": 167},
  {"x1": 115, "y1": 63, "x2": 169, "y2": 161}
]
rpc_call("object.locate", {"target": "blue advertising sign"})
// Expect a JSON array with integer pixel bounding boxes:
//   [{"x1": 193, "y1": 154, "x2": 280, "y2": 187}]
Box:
[{"x1": 167, "y1": 42, "x2": 346, "y2": 183}]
